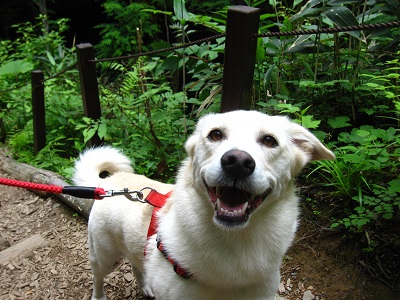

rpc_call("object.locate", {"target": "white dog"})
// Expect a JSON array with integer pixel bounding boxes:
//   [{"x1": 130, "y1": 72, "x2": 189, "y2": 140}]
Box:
[{"x1": 73, "y1": 110, "x2": 335, "y2": 300}]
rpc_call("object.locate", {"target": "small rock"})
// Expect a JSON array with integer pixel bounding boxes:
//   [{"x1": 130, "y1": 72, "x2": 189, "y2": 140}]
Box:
[
  {"x1": 124, "y1": 273, "x2": 134, "y2": 282},
  {"x1": 278, "y1": 282, "x2": 285, "y2": 293},
  {"x1": 303, "y1": 289, "x2": 314, "y2": 300},
  {"x1": 286, "y1": 278, "x2": 291, "y2": 287},
  {"x1": 0, "y1": 236, "x2": 11, "y2": 251},
  {"x1": 31, "y1": 272, "x2": 39, "y2": 280},
  {"x1": 124, "y1": 287, "x2": 131, "y2": 298}
]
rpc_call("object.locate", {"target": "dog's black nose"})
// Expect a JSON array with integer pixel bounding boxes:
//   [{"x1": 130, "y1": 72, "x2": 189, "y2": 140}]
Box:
[{"x1": 221, "y1": 150, "x2": 256, "y2": 178}]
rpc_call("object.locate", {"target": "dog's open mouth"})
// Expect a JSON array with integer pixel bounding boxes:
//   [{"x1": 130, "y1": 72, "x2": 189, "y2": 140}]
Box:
[{"x1": 207, "y1": 185, "x2": 272, "y2": 226}]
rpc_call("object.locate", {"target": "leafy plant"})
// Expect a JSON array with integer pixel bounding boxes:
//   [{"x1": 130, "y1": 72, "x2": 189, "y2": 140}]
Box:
[
  {"x1": 357, "y1": 54, "x2": 400, "y2": 124},
  {"x1": 310, "y1": 124, "x2": 399, "y2": 230},
  {"x1": 331, "y1": 180, "x2": 400, "y2": 229},
  {"x1": 95, "y1": 0, "x2": 160, "y2": 58}
]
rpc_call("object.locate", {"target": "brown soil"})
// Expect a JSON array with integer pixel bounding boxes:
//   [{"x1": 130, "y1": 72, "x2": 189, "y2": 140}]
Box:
[{"x1": 0, "y1": 149, "x2": 398, "y2": 300}]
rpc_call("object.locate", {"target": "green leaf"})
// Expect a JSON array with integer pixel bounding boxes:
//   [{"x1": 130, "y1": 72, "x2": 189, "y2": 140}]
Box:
[
  {"x1": 293, "y1": 0, "x2": 305, "y2": 8},
  {"x1": 303, "y1": 61, "x2": 314, "y2": 79},
  {"x1": 83, "y1": 128, "x2": 97, "y2": 144},
  {"x1": 173, "y1": 0, "x2": 189, "y2": 23},
  {"x1": 291, "y1": 0, "x2": 323, "y2": 21},
  {"x1": 327, "y1": 0, "x2": 360, "y2": 5},
  {"x1": 356, "y1": 218, "x2": 370, "y2": 227},
  {"x1": 256, "y1": 38, "x2": 265, "y2": 61},
  {"x1": 331, "y1": 222, "x2": 340, "y2": 228},
  {"x1": 388, "y1": 179, "x2": 400, "y2": 193},
  {"x1": 98, "y1": 123, "x2": 107, "y2": 139},
  {"x1": 263, "y1": 65, "x2": 275, "y2": 86},
  {"x1": 382, "y1": 213, "x2": 393, "y2": 220},
  {"x1": 324, "y1": 6, "x2": 361, "y2": 40},
  {"x1": 328, "y1": 116, "x2": 351, "y2": 129},
  {"x1": 46, "y1": 51, "x2": 56, "y2": 66},
  {"x1": 301, "y1": 115, "x2": 321, "y2": 129},
  {"x1": 324, "y1": 6, "x2": 359, "y2": 27},
  {"x1": 0, "y1": 60, "x2": 34, "y2": 75}
]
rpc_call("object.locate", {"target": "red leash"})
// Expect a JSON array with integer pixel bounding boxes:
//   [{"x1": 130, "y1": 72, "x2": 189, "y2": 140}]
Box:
[
  {"x1": 0, "y1": 176, "x2": 191, "y2": 278},
  {"x1": 0, "y1": 177, "x2": 106, "y2": 199}
]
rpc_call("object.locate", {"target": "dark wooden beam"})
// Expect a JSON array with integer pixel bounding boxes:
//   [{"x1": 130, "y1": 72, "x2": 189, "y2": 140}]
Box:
[
  {"x1": 31, "y1": 70, "x2": 46, "y2": 154},
  {"x1": 76, "y1": 43, "x2": 103, "y2": 147},
  {"x1": 221, "y1": 6, "x2": 260, "y2": 112}
]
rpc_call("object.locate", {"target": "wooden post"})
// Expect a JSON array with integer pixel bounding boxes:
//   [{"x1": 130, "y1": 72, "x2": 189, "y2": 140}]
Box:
[
  {"x1": 76, "y1": 43, "x2": 102, "y2": 147},
  {"x1": 31, "y1": 70, "x2": 46, "y2": 154},
  {"x1": 221, "y1": 6, "x2": 260, "y2": 112}
]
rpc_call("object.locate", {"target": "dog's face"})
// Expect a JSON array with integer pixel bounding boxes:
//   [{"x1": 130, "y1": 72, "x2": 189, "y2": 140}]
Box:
[{"x1": 185, "y1": 110, "x2": 335, "y2": 228}]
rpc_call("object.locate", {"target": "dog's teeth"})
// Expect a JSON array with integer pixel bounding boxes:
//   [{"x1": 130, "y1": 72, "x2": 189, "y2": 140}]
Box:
[
  {"x1": 216, "y1": 199, "x2": 249, "y2": 217},
  {"x1": 216, "y1": 198, "x2": 221, "y2": 212},
  {"x1": 241, "y1": 202, "x2": 249, "y2": 214}
]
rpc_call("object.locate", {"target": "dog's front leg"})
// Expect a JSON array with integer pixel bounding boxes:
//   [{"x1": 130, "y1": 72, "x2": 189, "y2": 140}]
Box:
[{"x1": 91, "y1": 274, "x2": 106, "y2": 300}]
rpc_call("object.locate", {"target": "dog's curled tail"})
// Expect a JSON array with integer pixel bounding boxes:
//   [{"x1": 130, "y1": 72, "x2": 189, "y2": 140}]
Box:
[{"x1": 72, "y1": 146, "x2": 133, "y2": 187}]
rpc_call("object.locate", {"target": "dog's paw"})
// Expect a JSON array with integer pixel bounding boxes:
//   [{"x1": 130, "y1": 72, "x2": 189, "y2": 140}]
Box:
[
  {"x1": 91, "y1": 295, "x2": 106, "y2": 300},
  {"x1": 141, "y1": 285, "x2": 155, "y2": 298}
]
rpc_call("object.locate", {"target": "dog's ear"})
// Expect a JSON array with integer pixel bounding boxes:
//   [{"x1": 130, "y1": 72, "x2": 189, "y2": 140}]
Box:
[
  {"x1": 287, "y1": 123, "x2": 335, "y2": 176},
  {"x1": 289, "y1": 123, "x2": 335, "y2": 162},
  {"x1": 185, "y1": 114, "x2": 211, "y2": 158},
  {"x1": 185, "y1": 133, "x2": 198, "y2": 158}
]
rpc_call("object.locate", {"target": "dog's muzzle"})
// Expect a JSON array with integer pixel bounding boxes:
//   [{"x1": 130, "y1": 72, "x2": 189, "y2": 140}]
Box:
[{"x1": 205, "y1": 150, "x2": 272, "y2": 227}]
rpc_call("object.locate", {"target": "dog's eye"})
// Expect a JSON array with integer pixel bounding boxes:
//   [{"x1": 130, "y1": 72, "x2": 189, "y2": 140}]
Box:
[
  {"x1": 208, "y1": 129, "x2": 223, "y2": 141},
  {"x1": 260, "y1": 135, "x2": 278, "y2": 147}
]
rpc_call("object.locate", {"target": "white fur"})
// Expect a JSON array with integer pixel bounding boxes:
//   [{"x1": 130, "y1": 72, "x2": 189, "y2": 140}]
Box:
[{"x1": 73, "y1": 110, "x2": 335, "y2": 300}]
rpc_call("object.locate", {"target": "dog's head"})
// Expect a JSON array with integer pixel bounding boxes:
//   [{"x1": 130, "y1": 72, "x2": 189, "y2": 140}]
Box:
[{"x1": 184, "y1": 110, "x2": 335, "y2": 228}]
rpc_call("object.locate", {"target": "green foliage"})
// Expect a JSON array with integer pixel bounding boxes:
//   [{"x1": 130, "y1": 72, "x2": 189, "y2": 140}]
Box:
[
  {"x1": 357, "y1": 54, "x2": 400, "y2": 122},
  {"x1": 0, "y1": 16, "x2": 82, "y2": 176},
  {"x1": 95, "y1": 1, "x2": 160, "y2": 58},
  {"x1": 331, "y1": 181, "x2": 400, "y2": 229},
  {"x1": 310, "y1": 124, "x2": 399, "y2": 231},
  {"x1": 94, "y1": 54, "x2": 221, "y2": 181}
]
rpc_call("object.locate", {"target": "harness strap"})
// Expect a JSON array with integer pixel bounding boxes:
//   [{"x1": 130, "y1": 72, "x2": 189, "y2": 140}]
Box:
[
  {"x1": 144, "y1": 190, "x2": 192, "y2": 279},
  {"x1": 146, "y1": 189, "x2": 171, "y2": 239},
  {"x1": 157, "y1": 235, "x2": 192, "y2": 279}
]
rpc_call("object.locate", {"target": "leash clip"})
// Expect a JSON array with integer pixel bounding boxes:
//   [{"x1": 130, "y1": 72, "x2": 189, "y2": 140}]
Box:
[{"x1": 103, "y1": 188, "x2": 146, "y2": 202}]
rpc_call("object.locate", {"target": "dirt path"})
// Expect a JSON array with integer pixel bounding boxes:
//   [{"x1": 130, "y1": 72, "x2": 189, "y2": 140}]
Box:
[{"x1": 0, "y1": 149, "x2": 396, "y2": 300}]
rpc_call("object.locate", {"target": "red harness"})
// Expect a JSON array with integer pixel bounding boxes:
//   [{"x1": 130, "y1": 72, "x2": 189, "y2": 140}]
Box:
[{"x1": 145, "y1": 190, "x2": 192, "y2": 279}]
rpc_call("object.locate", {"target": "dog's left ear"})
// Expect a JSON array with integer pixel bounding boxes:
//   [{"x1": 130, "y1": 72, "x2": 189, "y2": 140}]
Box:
[
  {"x1": 185, "y1": 133, "x2": 198, "y2": 158},
  {"x1": 289, "y1": 123, "x2": 335, "y2": 162},
  {"x1": 288, "y1": 123, "x2": 335, "y2": 176}
]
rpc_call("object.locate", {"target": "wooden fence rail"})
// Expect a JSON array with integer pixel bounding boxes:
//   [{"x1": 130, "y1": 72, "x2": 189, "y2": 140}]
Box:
[
  {"x1": 31, "y1": 6, "x2": 260, "y2": 151},
  {"x1": 26, "y1": 8, "x2": 400, "y2": 152}
]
